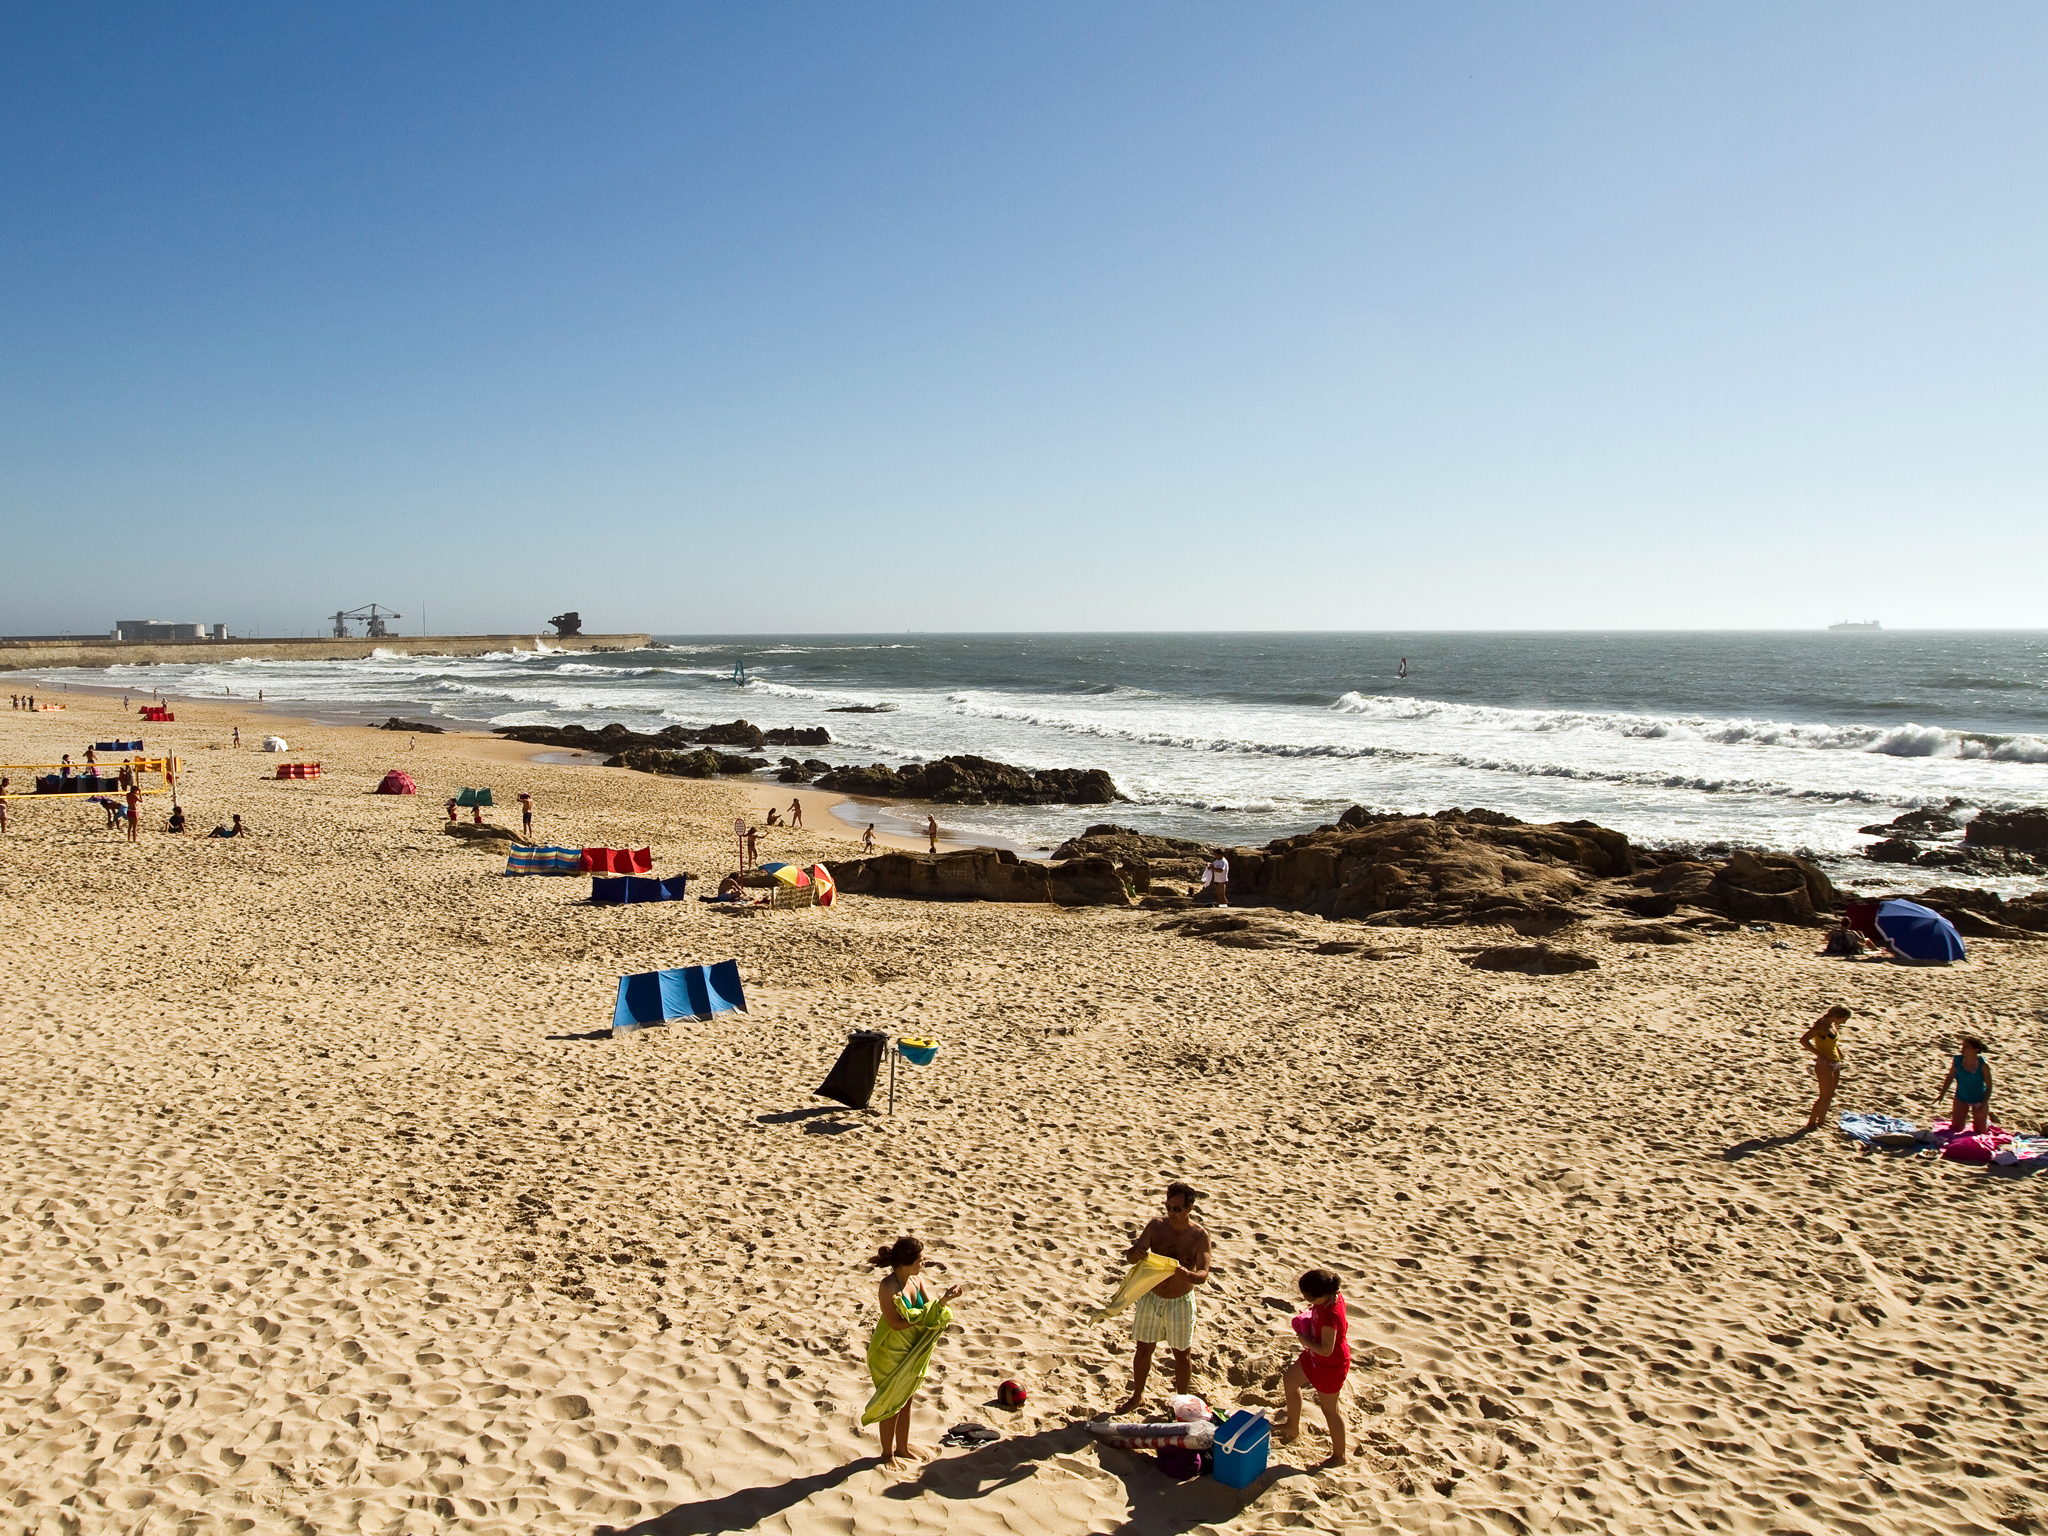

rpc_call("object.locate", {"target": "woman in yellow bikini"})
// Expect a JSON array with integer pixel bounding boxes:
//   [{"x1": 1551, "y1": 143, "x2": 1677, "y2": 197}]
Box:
[{"x1": 1799, "y1": 1005, "x2": 1850, "y2": 1132}]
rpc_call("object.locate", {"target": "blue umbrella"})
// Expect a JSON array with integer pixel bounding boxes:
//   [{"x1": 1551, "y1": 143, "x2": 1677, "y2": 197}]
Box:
[{"x1": 1875, "y1": 900, "x2": 1966, "y2": 965}]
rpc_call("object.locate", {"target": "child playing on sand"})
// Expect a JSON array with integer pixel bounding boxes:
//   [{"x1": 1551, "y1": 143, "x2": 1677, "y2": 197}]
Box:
[
  {"x1": 863, "y1": 1236, "x2": 964, "y2": 1466},
  {"x1": 1798, "y1": 1006, "x2": 1850, "y2": 1132},
  {"x1": 1937, "y1": 1036, "x2": 1995, "y2": 1135},
  {"x1": 1277, "y1": 1268, "x2": 1349, "y2": 1466}
]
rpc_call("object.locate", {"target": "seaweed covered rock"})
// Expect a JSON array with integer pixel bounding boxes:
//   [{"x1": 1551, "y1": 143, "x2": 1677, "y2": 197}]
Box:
[
  {"x1": 811, "y1": 755, "x2": 1123, "y2": 806},
  {"x1": 605, "y1": 747, "x2": 768, "y2": 777}
]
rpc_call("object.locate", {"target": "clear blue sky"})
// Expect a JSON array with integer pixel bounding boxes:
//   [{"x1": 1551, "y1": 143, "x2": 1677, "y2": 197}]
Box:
[{"x1": 2, "y1": 3, "x2": 2043, "y2": 635}]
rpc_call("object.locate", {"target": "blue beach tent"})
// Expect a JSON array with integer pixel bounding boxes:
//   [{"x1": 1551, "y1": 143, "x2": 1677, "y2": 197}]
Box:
[
  {"x1": 612, "y1": 960, "x2": 746, "y2": 1034},
  {"x1": 1874, "y1": 900, "x2": 1966, "y2": 965}
]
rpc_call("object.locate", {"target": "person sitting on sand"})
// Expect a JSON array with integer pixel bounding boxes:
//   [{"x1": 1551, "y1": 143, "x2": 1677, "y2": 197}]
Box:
[
  {"x1": 1820, "y1": 922, "x2": 1870, "y2": 958},
  {"x1": 208, "y1": 814, "x2": 245, "y2": 839},
  {"x1": 764, "y1": 807, "x2": 781, "y2": 827},
  {"x1": 863, "y1": 1236, "x2": 964, "y2": 1466},
  {"x1": 1938, "y1": 1035, "x2": 1995, "y2": 1135},
  {"x1": 1112, "y1": 1182, "x2": 1211, "y2": 1415},
  {"x1": 1276, "y1": 1268, "x2": 1350, "y2": 1466},
  {"x1": 166, "y1": 804, "x2": 185, "y2": 834},
  {"x1": 1799, "y1": 1005, "x2": 1850, "y2": 1132}
]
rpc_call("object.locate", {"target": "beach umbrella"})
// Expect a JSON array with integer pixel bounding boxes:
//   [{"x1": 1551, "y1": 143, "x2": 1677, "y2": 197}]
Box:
[
  {"x1": 763, "y1": 863, "x2": 811, "y2": 887},
  {"x1": 1874, "y1": 900, "x2": 1966, "y2": 965},
  {"x1": 809, "y1": 864, "x2": 836, "y2": 907}
]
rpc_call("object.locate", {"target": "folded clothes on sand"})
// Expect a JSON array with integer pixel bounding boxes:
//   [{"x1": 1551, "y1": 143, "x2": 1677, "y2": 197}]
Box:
[{"x1": 1087, "y1": 1252, "x2": 1180, "y2": 1324}]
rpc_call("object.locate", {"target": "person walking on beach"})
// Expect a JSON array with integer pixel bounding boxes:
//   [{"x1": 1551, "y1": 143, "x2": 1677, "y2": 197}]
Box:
[
  {"x1": 863, "y1": 823, "x2": 876, "y2": 853},
  {"x1": 519, "y1": 792, "x2": 534, "y2": 837},
  {"x1": 232, "y1": 726, "x2": 240, "y2": 748},
  {"x1": 1276, "y1": 1268, "x2": 1350, "y2": 1466},
  {"x1": 1798, "y1": 1005, "x2": 1849, "y2": 1132},
  {"x1": 1199, "y1": 853, "x2": 1230, "y2": 906},
  {"x1": 788, "y1": 797, "x2": 804, "y2": 829},
  {"x1": 1937, "y1": 1036, "x2": 1995, "y2": 1135},
  {"x1": 862, "y1": 1236, "x2": 964, "y2": 1466},
  {"x1": 125, "y1": 783, "x2": 141, "y2": 843},
  {"x1": 1112, "y1": 1182, "x2": 1211, "y2": 1414},
  {"x1": 926, "y1": 815, "x2": 939, "y2": 855}
]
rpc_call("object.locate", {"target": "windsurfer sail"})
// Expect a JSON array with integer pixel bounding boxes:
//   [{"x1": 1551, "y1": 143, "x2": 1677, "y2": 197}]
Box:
[
  {"x1": 1396, "y1": 658, "x2": 1408, "y2": 678},
  {"x1": 733, "y1": 660, "x2": 748, "y2": 687}
]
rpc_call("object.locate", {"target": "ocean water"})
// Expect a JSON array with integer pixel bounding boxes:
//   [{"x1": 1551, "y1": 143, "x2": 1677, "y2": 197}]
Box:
[{"x1": 23, "y1": 631, "x2": 2048, "y2": 884}]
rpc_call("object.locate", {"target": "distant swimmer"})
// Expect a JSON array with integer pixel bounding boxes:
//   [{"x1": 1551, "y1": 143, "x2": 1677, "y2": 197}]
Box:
[{"x1": 1397, "y1": 658, "x2": 1408, "y2": 678}]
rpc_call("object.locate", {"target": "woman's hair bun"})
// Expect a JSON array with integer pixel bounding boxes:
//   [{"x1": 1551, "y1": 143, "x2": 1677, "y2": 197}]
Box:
[{"x1": 870, "y1": 1235, "x2": 924, "y2": 1269}]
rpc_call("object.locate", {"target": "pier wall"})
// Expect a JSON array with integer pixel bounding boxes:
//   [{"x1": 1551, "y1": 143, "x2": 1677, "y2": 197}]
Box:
[{"x1": 0, "y1": 634, "x2": 653, "y2": 669}]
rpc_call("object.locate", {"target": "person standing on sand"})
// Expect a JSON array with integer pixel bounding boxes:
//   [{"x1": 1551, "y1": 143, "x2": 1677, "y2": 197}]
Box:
[
  {"x1": 125, "y1": 784, "x2": 141, "y2": 842},
  {"x1": 1112, "y1": 1182, "x2": 1211, "y2": 1414},
  {"x1": 926, "y1": 815, "x2": 939, "y2": 855},
  {"x1": 1938, "y1": 1036, "x2": 1995, "y2": 1135},
  {"x1": 863, "y1": 823, "x2": 876, "y2": 853},
  {"x1": 1798, "y1": 1006, "x2": 1850, "y2": 1132},
  {"x1": 1276, "y1": 1268, "x2": 1350, "y2": 1466},
  {"x1": 789, "y1": 797, "x2": 804, "y2": 829},
  {"x1": 445, "y1": 797, "x2": 459, "y2": 824},
  {"x1": 0, "y1": 777, "x2": 9, "y2": 833},
  {"x1": 745, "y1": 826, "x2": 760, "y2": 866},
  {"x1": 232, "y1": 726, "x2": 240, "y2": 748},
  {"x1": 519, "y1": 792, "x2": 534, "y2": 837},
  {"x1": 1199, "y1": 853, "x2": 1230, "y2": 907},
  {"x1": 862, "y1": 1236, "x2": 964, "y2": 1466}
]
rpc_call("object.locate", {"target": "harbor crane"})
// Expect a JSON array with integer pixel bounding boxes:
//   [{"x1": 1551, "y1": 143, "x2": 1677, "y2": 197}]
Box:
[{"x1": 330, "y1": 603, "x2": 402, "y2": 639}]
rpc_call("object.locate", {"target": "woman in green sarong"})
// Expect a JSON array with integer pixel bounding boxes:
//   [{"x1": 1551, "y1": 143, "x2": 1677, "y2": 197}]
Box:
[{"x1": 863, "y1": 1235, "x2": 965, "y2": 1464}]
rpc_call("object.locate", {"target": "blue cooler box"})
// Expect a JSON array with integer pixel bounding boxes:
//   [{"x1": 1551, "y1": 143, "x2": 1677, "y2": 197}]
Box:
[{"x1": 1212, "y1": 1409, "x2": 1271, "y2": 1488}]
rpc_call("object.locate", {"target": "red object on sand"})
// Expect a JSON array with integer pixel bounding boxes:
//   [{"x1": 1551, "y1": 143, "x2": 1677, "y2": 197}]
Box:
[
  {"x1": 997, "y1": 1380, "x2": 1027, "y2": 1409},
  {"x1": 581, "y1": 847, "x2": 654, "y2": 874}
]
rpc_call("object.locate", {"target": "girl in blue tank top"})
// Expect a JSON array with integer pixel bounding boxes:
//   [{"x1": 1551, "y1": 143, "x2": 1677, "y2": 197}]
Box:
[{"x1": 1938, "y1": 1035, "x2": 1994, "y2": 1135}]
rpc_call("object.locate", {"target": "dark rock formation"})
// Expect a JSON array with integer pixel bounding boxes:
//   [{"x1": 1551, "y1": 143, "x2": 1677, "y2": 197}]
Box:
[
  {"x1": 812, "y1": 755, "x2": 1123, "y2": 806},
  {"x1": 1900, "y1": 886, "x2": 2048, "y2": 940},
  {"x1": 828, "y1": 848, "x2": 1132, "y2": 906},
  {"x1": 379, "y1": 717, "x2": 445, "y2": 733},
  {"x1": 604, "y1": 747, "x2": 768, "y2": 777},
  {"x1": 1858, "y1": 808, "x2": 1959, "y2": 836},
  {"x1": 1462, "y1": 944, "x2": 1598, "y2": 975},
  {"x1": 827, "y1": 704, "x2": 895, "y2": 713},
  {"x1": 1964, "y1": 808, "x2": 2048, "y2": 853},
  {"x1": 495, "y1": 719, "x2": 827, "y2": 754},
  {"x1": 1702, "y1": 849, "x2": 1840, "y2": 926},
  {"x1": 1153, "y1": 911, "x2": 1412, "y2": 957},
  {"x1": 1864, "y1": 837, "x2": 1922, "y2": 864}
]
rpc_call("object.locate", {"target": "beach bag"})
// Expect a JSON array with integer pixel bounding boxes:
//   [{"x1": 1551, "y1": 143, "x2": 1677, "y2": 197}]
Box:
[{"x1": 1157, "y1": 1446, "x2": 1203, "y2": 1480}]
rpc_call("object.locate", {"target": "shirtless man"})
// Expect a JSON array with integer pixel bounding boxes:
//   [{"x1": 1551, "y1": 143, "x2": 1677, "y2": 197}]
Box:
[{"x1": 1112, "y1": 1181, "x2": 1212, "y2": 1414}]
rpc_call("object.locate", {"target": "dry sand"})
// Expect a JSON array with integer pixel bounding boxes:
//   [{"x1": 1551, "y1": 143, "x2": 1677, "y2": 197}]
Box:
[{"x1": 2, "y1": 689, "x2": 2045, "y2": 1536}]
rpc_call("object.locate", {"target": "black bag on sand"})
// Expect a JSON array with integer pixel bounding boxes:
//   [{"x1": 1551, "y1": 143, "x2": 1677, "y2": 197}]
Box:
[{"x1": 816, "y1": 1030, "x2": 888, "y2": 1110}]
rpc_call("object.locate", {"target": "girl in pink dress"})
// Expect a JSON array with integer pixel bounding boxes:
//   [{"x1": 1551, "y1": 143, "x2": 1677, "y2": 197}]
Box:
[{"x1": 1277, "y1": 1267, "x2": 1349, "y2": 1465}]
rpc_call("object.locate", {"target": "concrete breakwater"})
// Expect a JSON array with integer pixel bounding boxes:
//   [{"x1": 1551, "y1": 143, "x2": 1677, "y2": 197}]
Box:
[{"x1": 0, "y1": 633, "x2": 653, "y2": 668}]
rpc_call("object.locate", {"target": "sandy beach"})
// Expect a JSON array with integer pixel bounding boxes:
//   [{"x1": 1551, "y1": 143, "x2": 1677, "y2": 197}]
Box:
[{"x1": 3, "y1": 688, "x2": 2045, "y2": 1536}]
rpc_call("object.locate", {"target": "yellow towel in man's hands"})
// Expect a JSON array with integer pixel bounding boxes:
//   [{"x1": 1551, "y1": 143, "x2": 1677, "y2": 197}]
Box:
[{"x1": 1087, "y1": 1251, "x2": 1180, "y2": 1323}]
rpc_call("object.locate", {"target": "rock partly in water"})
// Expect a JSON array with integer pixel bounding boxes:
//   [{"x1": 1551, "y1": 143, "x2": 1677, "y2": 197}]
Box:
[
  {"x1": 812, "y1": 755, "x2": 1122, "y2": 806},
  {"x1": 1965, "y1": 808, "x2": 2048, "y2": 852},
  {"x1": 1859, "y1": 808, "x2": 1960, "y2": 836},
  {"x1": 1462, "y1": 944, "x2": 1599, "y2": 975},
  {"x1": 604, "y1": 747, "x2": 768, "y2": 777},
  {"x1": 495, "y1": 719, "x2": 828, "y2": 755},
  {"x1": 826, "y1": 704, "x2": 895, "y2": 713},
  {"x1": 379, "y1": 717, "x2": 445, "y2": 734}
]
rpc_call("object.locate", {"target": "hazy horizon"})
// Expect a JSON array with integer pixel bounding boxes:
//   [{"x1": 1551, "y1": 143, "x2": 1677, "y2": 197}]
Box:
[{"x1": 3, "y1": 4, "x2": 2043, "y2": 635}]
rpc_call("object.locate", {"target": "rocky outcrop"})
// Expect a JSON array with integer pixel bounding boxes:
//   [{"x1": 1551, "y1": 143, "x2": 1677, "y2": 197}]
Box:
[
  {"x1": 604, "y1": 747, "x2": 768, "y2": 777},
  {"x1": 775, "y1": 757, "x2": 834, "y2": 783},
  {"x1": 828, "y1": 848, "x2": 1132, "y2": 906},
  {"x1": 1702, "y1": 849, "x2": 1840, "y2": 925},
  {"x1": 1210, "y1": 809, "x2": 1634, "y2": 927},
  {"x1": 1607, "y1": 922, "x2": 1695, "y2": 944},
  {"x1": 827, "y1": 704, "x2": 895, "y2": 713},
  {"x1": 1462, "y1": 944, "x2": 1598, "y2": 975},
  {"x1": 379, "y1": 717, "x2": 445, "y2": 733},
  {"x1": 811, "y1": 756, "x2": 1123, "y2": 806},
  {"x1": 495, "y1": 719, "x2": 830, "y2": 755},
  {"x1": 1900, "y1": 886, "x2": 2048, "y2": 941},
  {"x1": 1859, "y1": 808, "x2": 1959, "y2": 836},
  {"x1": 1965, "y1": 808, "x2": 2048, "y2": 853}
]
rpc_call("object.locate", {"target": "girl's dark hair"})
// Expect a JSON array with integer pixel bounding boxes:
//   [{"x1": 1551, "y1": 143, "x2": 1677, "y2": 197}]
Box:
[
  {"x1": 1961, "y1": 1035, "x2": 1989, "y2": 1054},
  {"x1": 1299, "y1": 1267, "x2": 1340, "y2": 1300},
  {"x1": 870, "y1": 1236, "x2": 923, "y2": 1270}
]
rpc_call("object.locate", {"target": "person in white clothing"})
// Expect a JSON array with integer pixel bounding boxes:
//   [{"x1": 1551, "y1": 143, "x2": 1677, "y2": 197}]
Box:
[{"x1": 1198, "y1": 854, "x2": 1230, "y2": 907}]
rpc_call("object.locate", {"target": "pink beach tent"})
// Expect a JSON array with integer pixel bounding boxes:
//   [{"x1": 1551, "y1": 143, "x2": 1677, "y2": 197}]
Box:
[{"x1": 375, "y1": 769, "x2": 417, "y2": 795}]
